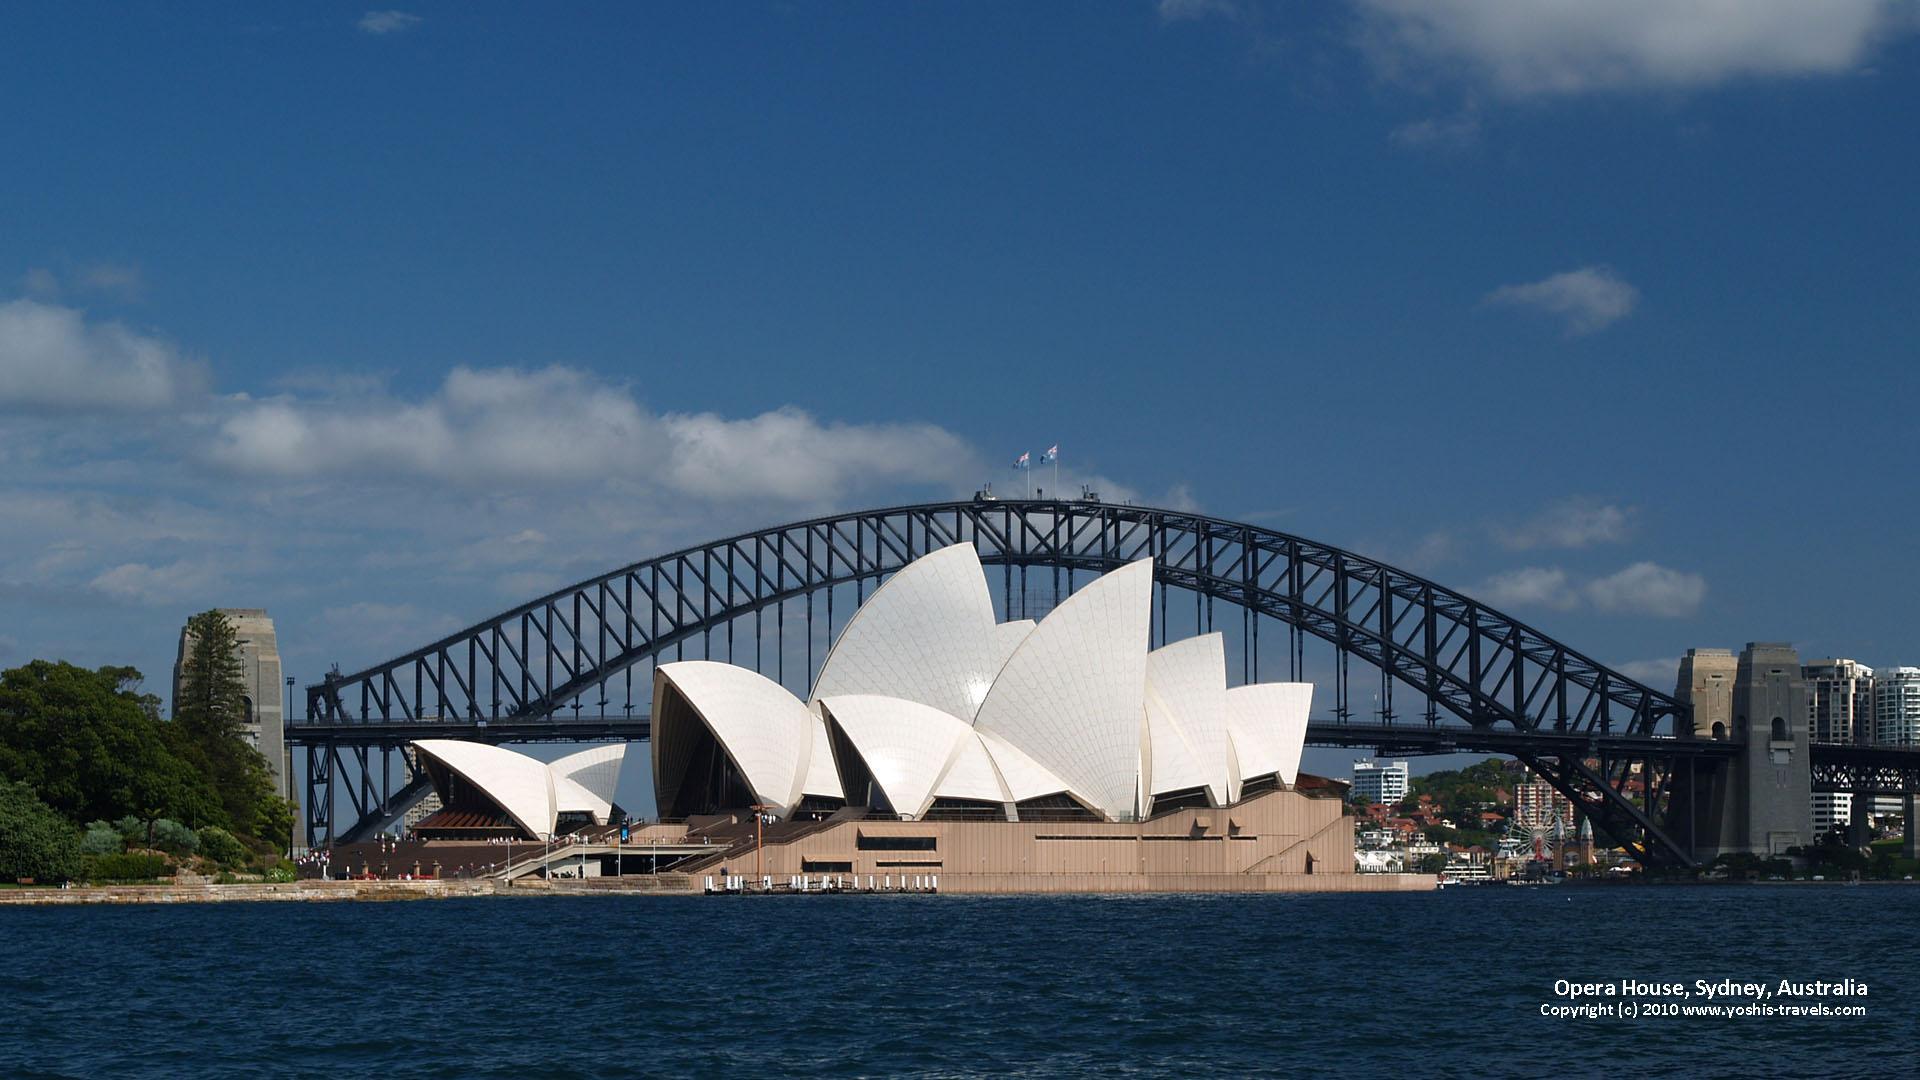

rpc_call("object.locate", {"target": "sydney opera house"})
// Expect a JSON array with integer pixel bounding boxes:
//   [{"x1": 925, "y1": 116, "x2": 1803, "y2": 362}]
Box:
[{"x1": 394, "y1": 544, "x2": 1422, "y2": 892}]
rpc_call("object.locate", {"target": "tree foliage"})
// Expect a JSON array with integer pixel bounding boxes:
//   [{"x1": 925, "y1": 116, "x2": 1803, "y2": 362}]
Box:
[
  {"x1": 0, "y1": 780, "x2": 82, "y2": 882},
  {"x1": 80, "y1": 821, "x2": 124, "y2": 855},
  {"x1": 174, "y1": 611, "x2": 285, "y2": 846},
  {"x1": 0, "y1": 661, "x2": 226, "y2": 828},
  {"x1": 175, "y1": 611, "x2": 250, "y2": 748},
  {"x1": 198, "y1": 825, "x2": 249, "y2": 868},
  {"x1": 0, "y1": 653, "x2": 290, "y2": 852}
]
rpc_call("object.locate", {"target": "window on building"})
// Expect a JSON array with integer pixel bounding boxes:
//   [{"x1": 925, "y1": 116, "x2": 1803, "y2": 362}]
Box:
[
  {"x1": 855, "y1": 834, "x2": 937, "y2": 851},
  {"x1": 1770, "y1": 717, "x2": 1788, "y2": 742}
]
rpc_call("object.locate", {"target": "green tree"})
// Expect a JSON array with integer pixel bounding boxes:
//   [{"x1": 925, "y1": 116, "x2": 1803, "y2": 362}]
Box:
[
  {"x1": 80, "y1": 821, "x2": 123, "y2": 855},
  {"x1": 0, "y1": 780, "x2": 82, "y2": 883},
  {"x1": 174, "y1": 611, "x2": 250, "y2": 750},
  {"x1": 0, "y1": 661, "x2": 226, "y2": 828},
  {"x1": 1416, "y1": 852, "x2": 1449, "y2": 874},
  {"x1": 197, "y1": 825, "x2": 249, "y2": 868},
  {"x1": 173, "y1": 611, "x2": 282, "y2": 843}
]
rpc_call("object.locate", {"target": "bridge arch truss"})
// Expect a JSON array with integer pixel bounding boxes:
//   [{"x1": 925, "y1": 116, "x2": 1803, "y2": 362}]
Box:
[{"x1": 299, "y1": 500, "x2": 1702, "y2": 861}]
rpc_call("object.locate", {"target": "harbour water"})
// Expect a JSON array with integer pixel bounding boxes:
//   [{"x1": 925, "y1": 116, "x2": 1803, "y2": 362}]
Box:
[{"x1": 3, "y1": 886, "x2": 1914, "y2": 1077}]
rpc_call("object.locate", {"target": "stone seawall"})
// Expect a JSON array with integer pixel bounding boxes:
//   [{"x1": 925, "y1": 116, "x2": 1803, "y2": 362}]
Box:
[{"x1": 0, "y1": 879, "x2": 504, "y2": 905}]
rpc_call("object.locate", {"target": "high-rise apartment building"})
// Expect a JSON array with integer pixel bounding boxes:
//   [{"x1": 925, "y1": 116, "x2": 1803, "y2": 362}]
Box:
[
  {"x1": 1803, "y1": 658, "x2": 1874, "y2": 744},
  {"x1": 1874, "y1": 668, "x2": 1920, "y2": 746},
  {"x1": 1349, "y1": 760, "x2": 1409, "y2": 806}
]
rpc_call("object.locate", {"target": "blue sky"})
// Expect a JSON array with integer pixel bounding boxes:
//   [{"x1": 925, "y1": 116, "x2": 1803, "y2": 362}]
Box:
[{"x1": 3, "y1": 3, "x2": 1918, "y2": 795}]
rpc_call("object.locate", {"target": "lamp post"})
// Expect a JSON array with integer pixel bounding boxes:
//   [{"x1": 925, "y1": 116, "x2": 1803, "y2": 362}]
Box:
[{"x1": 749, "y1": 803, "x2": 774, "y2": 891}]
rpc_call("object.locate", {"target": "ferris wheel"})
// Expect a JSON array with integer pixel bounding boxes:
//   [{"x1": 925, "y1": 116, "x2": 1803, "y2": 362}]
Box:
[{"x1": 1509, "y1": 808, "x2": 1570, "y2": 862}]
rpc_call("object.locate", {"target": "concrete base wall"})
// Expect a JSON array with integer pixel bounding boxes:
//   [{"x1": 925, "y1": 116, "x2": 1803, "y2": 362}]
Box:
[
  {"x1": 688, "y1": 788, "x2": 1385, "y2": 891},
  {"x1": 929, "y1": 872, "x2": 1435, "y2": 894}
]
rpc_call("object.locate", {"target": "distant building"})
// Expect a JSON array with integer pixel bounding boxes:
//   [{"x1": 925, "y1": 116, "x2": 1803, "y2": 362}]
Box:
[
  {"x1": 1350, "y1": 760, "x2": 1409, "y2": 806},
  {"x1": 1874, "y1": 667, "x2": 1920, "y2": 746},
  {"x1": 1804, "y1": 658, "x2": 1874, "y2": 744},
  {"x1": 1512, "y1": 771, "x2": 1574, "y2": 831},
  {"x1": 1811, "y1": 792, "x2": 1851, "y2": 838},
  {"x1": 172, "y1": 608, "x2": 289, "y2": 801}
]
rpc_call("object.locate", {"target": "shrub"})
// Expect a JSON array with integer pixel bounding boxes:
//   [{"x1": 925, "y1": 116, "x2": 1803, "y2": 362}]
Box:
[
  {"x1": 149, "y1": 818, "x2": 198, "y2": 856},
  {"x1": 261, "y1": 864, "x2": 295, "y2": 883},
  {"x1": 81, "y1": 821, "x2": 125, "y2": 855},
  {"x1": 0, "y1": 781, "x2": 83, "y2": 883},
  {"x1": 198, "y1": 826, "x2": 249, "y2": 868},
  {"x1": 113, "y1": 815, "x2": 145, "y2": 840},
  {"x1": 86, "y1": 852, "x2": 169, "y2": 882}
]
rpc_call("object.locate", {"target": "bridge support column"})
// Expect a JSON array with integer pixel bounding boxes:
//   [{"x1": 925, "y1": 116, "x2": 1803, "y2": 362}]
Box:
[
  {"x1": 1906, "y1": 794, "x2": 1918, "y2": 862},
  {"x1": 1847, "y1": 791, "x2": 1874, "y2": 848}
]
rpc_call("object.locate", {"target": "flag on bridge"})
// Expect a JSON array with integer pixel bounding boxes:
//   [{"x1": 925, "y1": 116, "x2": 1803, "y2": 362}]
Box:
[
  {"x1": 1041, "y1": 444, "x2": 1058, "y2": 463},
  {"x1": 1014, "y1": 451, "x2": 1031, "y2": 469}
]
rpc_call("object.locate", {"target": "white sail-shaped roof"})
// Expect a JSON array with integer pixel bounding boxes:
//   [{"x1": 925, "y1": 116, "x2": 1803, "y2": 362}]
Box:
[
  {"x1": 1224, "y1": 682, "x2": 1312, "y2": 787},
  {"x1": 808, "y1": 542, "x2": 1004, "y2": 722},
  {"x1": 550, "y1": 743, "x2": 627, "y2": 808},
  {"x1": 1146, "y1": 634, "x2": 1234, "y2": 805},
  {"x1": 974, "y1": 558, "x2": 1154, "y2": 820},
  {"x1": 413, "y1": 739, "x2": 557, "y2": 839},
  {"x1": 552, "y1": 772, "x2": 613, "y2": 823},
  {"x1": 820, "y1": 695, "x2": 974, "y2": 818},
  {"x1": 800, "y1": 714, "x2": 844, "y2": 800},
  {"x1": 1144, "y1": 693, "x2": 1210, "y2": 801},
  {"x1": 988, "y1": 619, "x2": 1036, "y2": 681},
  {"x1": 655, "y1": 661, "x2": 814, "y2": 816},
  {"x1": 975, "y1": 728, "x2": 1075, "y2": 803},
  {"x1": 930, "y1": 729, "x2": 1015, "y2": 805}
]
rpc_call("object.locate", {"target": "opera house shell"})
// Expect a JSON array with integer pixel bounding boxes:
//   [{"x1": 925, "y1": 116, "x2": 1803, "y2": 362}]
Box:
[
  {"x1": 652, "y1": 542, "x2": 1310, "y2": 824},
  {"x1": 410, "y1": 740, "x2": 627, "y2": 840}
]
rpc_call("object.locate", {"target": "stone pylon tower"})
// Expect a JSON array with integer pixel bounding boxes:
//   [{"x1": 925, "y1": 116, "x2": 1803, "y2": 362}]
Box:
[{"x1": 172, "y1": 608, "x2": 290, "y2": 802}]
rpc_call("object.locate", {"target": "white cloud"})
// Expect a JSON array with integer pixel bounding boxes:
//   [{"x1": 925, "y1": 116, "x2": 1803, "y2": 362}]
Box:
[
  {"x1": 1483, "y1": 266, "x2": 1639, "y2": 336},
  {"x1": 1477, "y1": 566, "x2": 1579, "y2": 611},
  {"x1": 1388, "y1": 110, "x2": 1480, "y2": 151},
  {"x1": 1497, "y1": 498, "x2": 1633, "y2": 550},
  {"x1": 0, "y1": 299, "x2": 205, "y2": 410},
  {"x1": 1355, "y1": 0, "x2": 1916, "y2": 97},
  {"x1": 1158, "y1": 0, "x2": 1241, "y2": 22},
  {"x1": 1613, "y1": 657, "x2": 1680, "y2": 687},
  {"x1": 207, "y1": 365, "x2": 976, "y2": 500},
  {"x1": 358, "y1": 10, "x2": 422, "y2": 35},
  {"x1": 663, "y1": 406, "x2": 973, "y2": 500},
  {"x1": 88, "y1": 560, "x2": 219, "y2": 605},
  {"x1": 1476, "y1": 561, "x2": 1705, "y2": 618},
  {"x1": 1585, "y1": 561, "x2": 1707, "y2": 617}
]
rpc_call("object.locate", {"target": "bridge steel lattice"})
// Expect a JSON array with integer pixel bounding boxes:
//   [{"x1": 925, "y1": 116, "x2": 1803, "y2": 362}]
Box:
[{"x1": 294, "y1": 500, "x2": 1719, "y2": 862}]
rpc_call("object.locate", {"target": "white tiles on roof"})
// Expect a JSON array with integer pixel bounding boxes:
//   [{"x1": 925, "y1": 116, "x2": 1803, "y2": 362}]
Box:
[
  {"x1": 820, "y1": 694, "x2": 974, "y2": 819},
  {"x1": 656, "y1": 660, "x2": 815, "y2": 815},
  {"x1": 974, "y1": 558, "x2": 1154, "y2": 820},
  {"x1": 412, "y1": 739, "x2": 559, "y2": 839},
  {"x1": 931, "y1": 729, "x2": 1016, "y2": 805},
  {"x1": 1224, "y1": 682, "x2": 1313, "y2": 787},
  {"x1": 800, "y1": 712, "x2": 844, "y2": 799},
  {"x1": 1146, "y1": 633, "x2": 1234, "y2": 805},
  {"x1": 1144, "y1": 692, "x2": 1209, "y2": 803},
  {"x1": 975, "y1": 728, "x2": 1074, "y2": 803},
  {"x1": 550, "y1": 743, "x2": 627, "y2": 808},
  {"x1": 809, "y1": 542, "x2": 1005, "y2": 723}
]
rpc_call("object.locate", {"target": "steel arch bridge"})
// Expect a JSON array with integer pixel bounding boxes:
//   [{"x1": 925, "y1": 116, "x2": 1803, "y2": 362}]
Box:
[{"x1": 293, "y1": 499, "x2": 1726, "y2": 864}]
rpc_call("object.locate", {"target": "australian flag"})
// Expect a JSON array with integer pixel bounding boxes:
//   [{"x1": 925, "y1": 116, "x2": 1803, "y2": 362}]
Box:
[{"x1": 1014, "y1": 451, "x2": 1031, "y2": 469}]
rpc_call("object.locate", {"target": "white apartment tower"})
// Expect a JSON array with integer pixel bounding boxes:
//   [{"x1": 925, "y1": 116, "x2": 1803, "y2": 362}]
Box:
[
  {"x1": 1875, "y1": 668, "x2": 1920, "y2": 746},
  {"x1": 1349, "y1": 760, "x2": 1410, "y2": 806}
]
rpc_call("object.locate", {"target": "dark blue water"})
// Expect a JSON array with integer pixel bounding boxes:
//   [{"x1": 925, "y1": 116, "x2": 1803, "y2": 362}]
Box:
[{"x1": 2, "y1": 886, "x2": 1913, "y2": 1078}]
